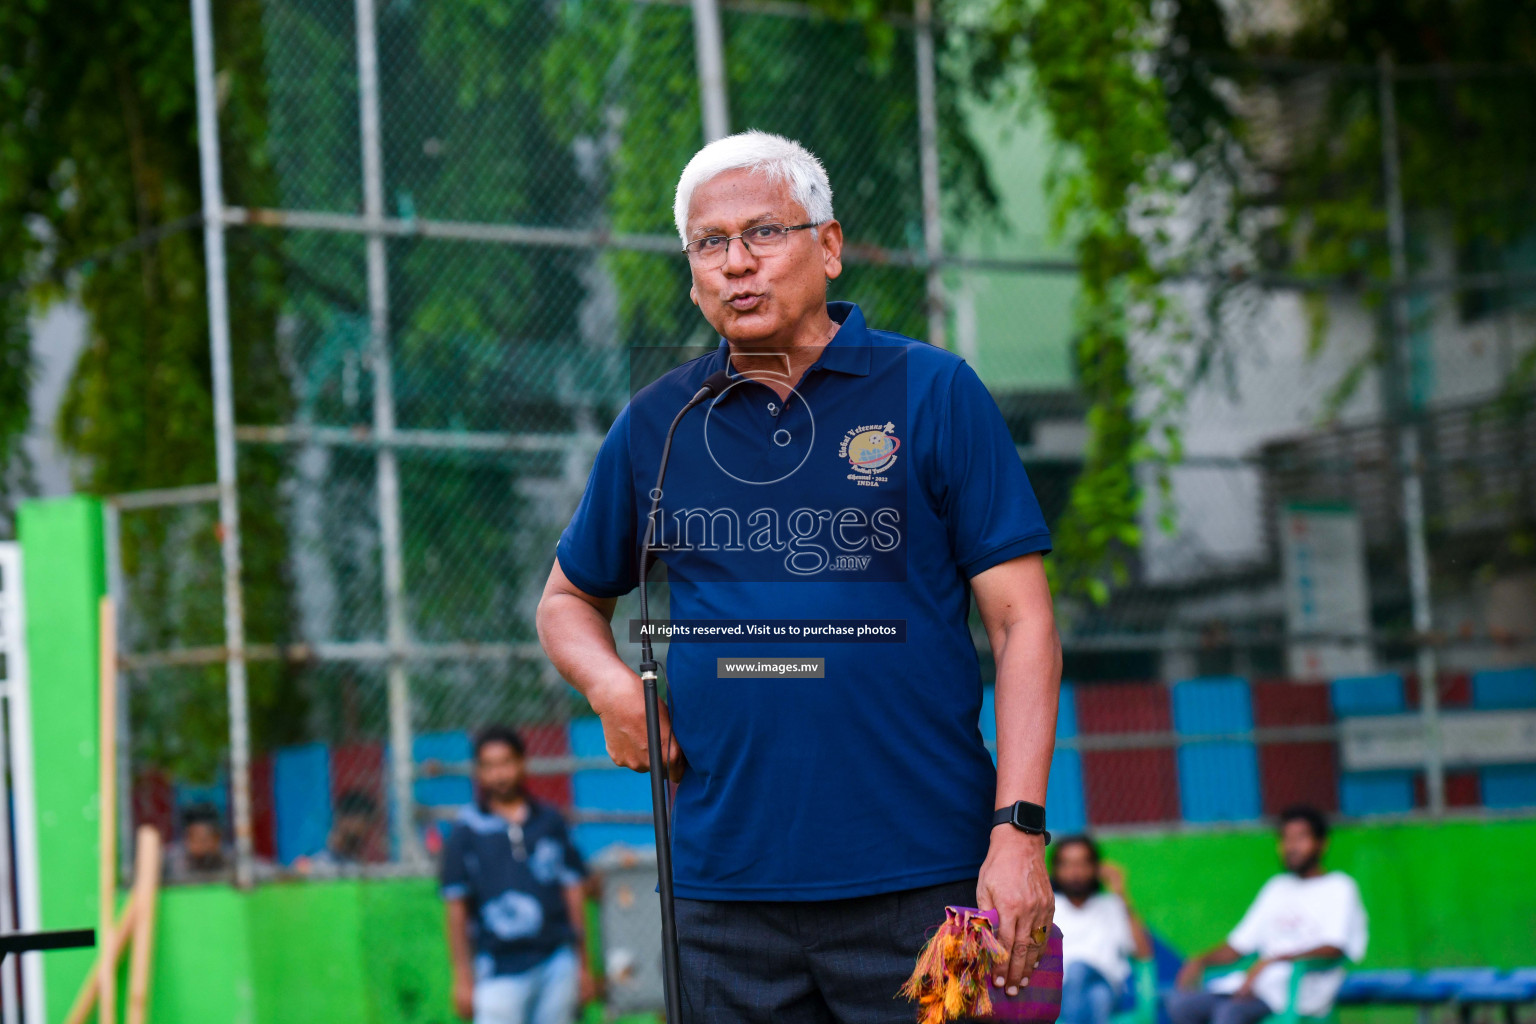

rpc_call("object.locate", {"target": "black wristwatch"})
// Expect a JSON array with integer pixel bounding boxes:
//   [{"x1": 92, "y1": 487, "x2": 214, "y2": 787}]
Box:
[{"x1": 992, "y1": 801, "x2": 1051, "y2": 844}]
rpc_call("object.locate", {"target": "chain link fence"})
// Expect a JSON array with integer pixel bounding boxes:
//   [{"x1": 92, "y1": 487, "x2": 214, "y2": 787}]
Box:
[{"x1": 98, "y1": 0, "x2": 1536, "y2": 973}]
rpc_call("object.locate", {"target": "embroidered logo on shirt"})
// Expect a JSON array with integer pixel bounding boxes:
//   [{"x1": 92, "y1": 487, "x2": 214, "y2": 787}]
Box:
[
  {"x1": 482, "y1": 890, "x2": 544, "y2": 941},
  {"x1": 529, "y1": 837, "x2": 568, "y2": 885},
  {"x1": 839, "y1": 422, "x2": 900, "y2": 487}
]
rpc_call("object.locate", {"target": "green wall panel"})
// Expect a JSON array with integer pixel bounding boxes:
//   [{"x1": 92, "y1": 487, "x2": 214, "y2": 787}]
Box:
[
  {"x1": 358, "y1": 878, "x2": 455, "y2": 1024},
  {"x1": 19, "y1": 496, "x2": 106, "y2": 1024},
  {"x1": 247, "y1": 881, "x2": 370, "y2": 1024},
  {"x1": 152, "y1": 885, "x2": 256, "y2": 1024},
  {"x1": 1100, "y1": 818, "x2": 1536, "y2": 969},
  {"x1": 124, "y1": 817, "x2": 1536, "y2": 1024}
]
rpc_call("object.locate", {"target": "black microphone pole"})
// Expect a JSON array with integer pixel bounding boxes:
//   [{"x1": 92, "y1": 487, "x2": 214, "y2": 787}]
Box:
[{"x1": 637, "y1": 369, "x2": 732, "y2": 1024}]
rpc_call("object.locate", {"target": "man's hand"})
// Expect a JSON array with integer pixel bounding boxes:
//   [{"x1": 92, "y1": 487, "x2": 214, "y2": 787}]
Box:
[
  {"x1": 1235, "y1": 958, "x2": 1270, "y2": 999},
  {"x1": 578, "y1": 960, "x2": 602, "y2": 1004},
  {"x1": 588, "y1": 671, "x2": 686, "y2": 782},
  {"x1": 538, "y1": 561, "x2": 685, "y2": 780},
  {"x1": 976, "y1": 828, "x2": 1054, "y2": 995},
  {"x1": 1176, "y1": 957, "x2": 1207, "y2": 992},
  {"x1": 1100, "y1": 861, "x2": 1128, "y2": 899},
  {"x1": 452, "y1": 969, "x2": 475, "y2": 1020}
]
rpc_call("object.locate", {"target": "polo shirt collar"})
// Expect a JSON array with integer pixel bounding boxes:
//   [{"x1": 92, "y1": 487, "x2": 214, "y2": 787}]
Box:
[{"x1": 713, "y1": 301, "x2": 873, "y2": 390}]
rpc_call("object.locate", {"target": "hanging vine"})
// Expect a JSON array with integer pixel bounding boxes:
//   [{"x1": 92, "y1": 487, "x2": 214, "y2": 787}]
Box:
[
  {"x1": 968, "y1": 0, "x2": 1213, "y2": 605},
  {"x1": 0, "y1": 0, "x2": 304, "y2": 775}
]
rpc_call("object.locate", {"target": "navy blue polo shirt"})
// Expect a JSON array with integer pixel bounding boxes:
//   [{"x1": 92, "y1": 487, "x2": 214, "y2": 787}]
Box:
[
  {"x1": 439, "y1": 800, "x2": 588, "y2": 978},
  {"x1": 556, "y1": 301, "x2": 1050, "y2": 901}
]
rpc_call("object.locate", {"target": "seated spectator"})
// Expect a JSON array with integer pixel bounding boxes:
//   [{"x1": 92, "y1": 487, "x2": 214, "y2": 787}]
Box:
[
  {"x1": 1166, "y1": 806, "x2": 1368, "y2": 1024},
  {"x1": 163, "y1": 803, "x2": 233, "y2": 883},
  {"x1": 298, "y1": 789, "x2": 386, "y2": 873},
  {"x1": 1052, "y1": 834, "x2": 1153, "y2": 1024}
]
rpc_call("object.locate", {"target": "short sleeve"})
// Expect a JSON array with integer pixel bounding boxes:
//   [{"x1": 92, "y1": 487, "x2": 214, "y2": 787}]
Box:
[
  {"x1": 439, "y1": 825, "x2": 470, "y2": 901},
  {"x1": 555, "y1": 404, "x2": 639, "y2": 598},
  {"x1": 939, "y1": 360, "x2": 1052, "y2": 576},
  {"x1": 1327, "y1": 877, "x2": 1369, "y2": 962},
  {"x1": 1227, "y1": 878, "x2": 1277, "y2": 954}
]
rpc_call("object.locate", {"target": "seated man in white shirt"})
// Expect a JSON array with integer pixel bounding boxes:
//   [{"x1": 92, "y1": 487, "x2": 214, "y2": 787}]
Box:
[
  {"x1": 1166, "y1": 806, "x2": 1368, "y2": 1024},
  {"x1": 1053, "y1": 835, "x2": 1153, "y2": 1024}
]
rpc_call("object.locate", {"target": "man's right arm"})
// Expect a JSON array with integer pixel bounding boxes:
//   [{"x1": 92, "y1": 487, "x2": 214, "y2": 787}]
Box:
[
  {"x1": 1175, "y1": 942, "x2": 1243, "y2": 990},
  {"x1": 1176, "y1": 880, "x2": 1274, "y2": 990},
  {"x1": 536, "y1": 558, "x2": 684, "y2": 781},
  {"x1": 444, "y1": 898, "x2": 476, "y2": 1019}
]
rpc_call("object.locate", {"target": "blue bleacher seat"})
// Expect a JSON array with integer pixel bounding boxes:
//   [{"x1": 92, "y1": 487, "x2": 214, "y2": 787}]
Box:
[
  {"x1": 274, "y1": 743, "x2": 331, "y2": 864},
  {"x1": 1402, "y1": 968, "x2": 1502, "y2": 1002},
  {"x1": 1058, "y1": 682, "x2": 1079, "y2": 738},
  {"x1": 1471, "y1": 667, "x2": 1536, "y2": 709},
  {"x1": 1331, "y1": 673, "x2": 1406, "y2": 716},
  {"x1": 1172, "y1": 676, "x2": 1252, "y2": 734},
  {"x1": 409, "y1": 731, "x2": 474, "y2": 847},
  {"x1": 1047, "y1": 684, "x2": 1087, "y2": 834},
  {"x1": 1481, "y1": 765, "x2": 1536, "y2": 809},
  {"x1": 1457, "y1": 975, "x2": 1536, "y2": 1005},
  {"x1": 1331, "y1": 674, "x2": 1415, "y2": 815},
  {"x1": 569, "y1": 717, "x2": 653, "y2": 858},
  {"x1": 1177, "y1": 743, "x2": 1262, "y2": 822},
  {"x1": 1172, "y1": 678, "x2": 1261, "y2": 823},
  {"x1": 412, "y1": 731, "x2": 474, "y2": 808},
  {"x1": 1336, "y1": 970, "x2": 1417, "y2": 1005},
  {"x1": 1470, "y1": 668, "x2": 1536, "y2": 808},
  {"x1": 1048, "y1": 748, "x2": 1087, "y2": 835},
  {"x1": 1340, "y1": 772, "x2": 1416, "y2": 815},
  {"x1": 981, "y1": 684, "x2": 996, "y2": 747}
]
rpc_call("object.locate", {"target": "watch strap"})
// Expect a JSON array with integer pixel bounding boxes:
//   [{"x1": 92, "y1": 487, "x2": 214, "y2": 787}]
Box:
[{"x1": 992, "y1": 801, "x2": 1051, "y2": 843}]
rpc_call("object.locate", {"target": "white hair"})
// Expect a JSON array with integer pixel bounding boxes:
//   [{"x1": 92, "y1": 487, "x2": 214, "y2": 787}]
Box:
[{"x1": 673, "y1": 130, "x2": 835, "y2": 245}]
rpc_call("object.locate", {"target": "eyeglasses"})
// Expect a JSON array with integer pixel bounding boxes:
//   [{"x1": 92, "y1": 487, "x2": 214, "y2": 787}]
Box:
[{"x1": 682, "y1": 222, "x2": 820, "y2": 267}]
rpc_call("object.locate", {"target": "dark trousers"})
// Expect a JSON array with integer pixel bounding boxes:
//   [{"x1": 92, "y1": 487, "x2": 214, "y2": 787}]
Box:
[
  {"x1": 674, "y1": 876, "x2": 979, "y2": 1024},
  {"x1": 1163, "y1": 990, "x2": 1273, "y2": 1024}
]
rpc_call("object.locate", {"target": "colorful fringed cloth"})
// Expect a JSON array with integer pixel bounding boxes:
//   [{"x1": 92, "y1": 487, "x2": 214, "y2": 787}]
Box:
[{"x1": 899, "y1": 907, "x2": 1063, "y2": 1024}]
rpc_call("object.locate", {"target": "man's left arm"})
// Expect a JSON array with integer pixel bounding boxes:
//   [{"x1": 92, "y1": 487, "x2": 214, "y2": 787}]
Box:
[
  {"x1": 1233, "y1": 946, "x2": 1349, "y2": 999},
  {"x1": 972, "y1": 552, "x2": 1062, "y2": 996},
  {"x1": 561, "y1": 881, "x2": 599, "y2": 1003}
]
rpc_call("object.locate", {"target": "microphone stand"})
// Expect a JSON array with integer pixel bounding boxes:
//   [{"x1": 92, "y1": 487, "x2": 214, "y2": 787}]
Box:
[{"x1": 637, "y1": 370, "x2": 730, "y2": 1024}]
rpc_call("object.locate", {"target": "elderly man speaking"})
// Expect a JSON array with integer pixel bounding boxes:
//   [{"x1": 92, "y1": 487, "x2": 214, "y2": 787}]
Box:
[{"x1": 536, "y1": 130, "x2": 1061, "y2": 1023}]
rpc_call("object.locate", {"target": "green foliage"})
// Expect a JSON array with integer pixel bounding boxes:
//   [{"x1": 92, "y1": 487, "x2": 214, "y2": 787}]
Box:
[
  {"x1": 0, "y1": 0, "x2": 301, "y2": 778},
  {"x1": 969, "y1": 0, "x2": 1536, "y2": 603},
  {"x1": 969, "y1": 0, "x2": 1215, "y2": 602},
  {"x1": 1250, "y1": 1, "x2": 1536, "y2": 407},
  {"x1": 540, "y1": 0, "x2": 999, "y2": 345}
]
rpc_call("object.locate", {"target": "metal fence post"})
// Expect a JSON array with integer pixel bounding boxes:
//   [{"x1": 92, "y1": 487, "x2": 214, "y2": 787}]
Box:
[
  {"x1": 356, "y1": 0, "x2": 423, "y2": 865},
  {"x1": 102, "y1": 503, "x2": 134, "y2": 883},
  {"x1": 1378, "y1": 52, "x2": 1444, "y2": 816},
  {"x1": 914, "y1": 0, "x2": 946, "y2": 348},
  {"x1": 191, "y1": 0, "x2": 256, "y2": 887},
  {"x1": 0, "y1": 544, "x2": 43, "y2": 1024},
  {"x1": 692, "y1": 0, "x2": 731, "y2": 143}
]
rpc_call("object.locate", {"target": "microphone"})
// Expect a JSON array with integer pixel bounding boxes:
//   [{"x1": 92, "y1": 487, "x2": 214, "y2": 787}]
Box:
[
  {"x1": 701, "y1": 368, "x2": 734, "y2": 394},
  {"x1": 640, "y1": 369, "x2": 732, "y2": 597},
  {"x1": 636, "y1": 366, "x2": 731, "y2": 1024}
]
